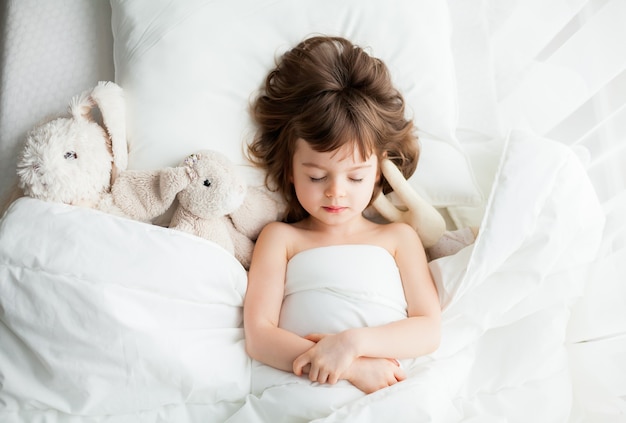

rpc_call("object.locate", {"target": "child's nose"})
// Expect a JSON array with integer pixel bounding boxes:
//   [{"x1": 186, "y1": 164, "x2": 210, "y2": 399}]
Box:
[{"x1": 325, "y1": 179, "x2": 346, "y2": 198}]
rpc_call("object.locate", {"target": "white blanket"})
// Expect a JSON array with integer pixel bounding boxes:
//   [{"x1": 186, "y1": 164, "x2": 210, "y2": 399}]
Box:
[
  {"x1": 222, "y1": 131, "x2": 605, "y2": 422},
  {"x1": 0, "y1": 131, "x2": 605, "y2": 422},
  {"x1": 0, "y1": 201, "x2": 250, "y2": 421}
]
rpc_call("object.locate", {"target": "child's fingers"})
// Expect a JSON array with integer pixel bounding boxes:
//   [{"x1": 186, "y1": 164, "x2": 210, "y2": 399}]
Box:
[
  {"x1": 304, "y1": 333, "x2": 326, "y2": 342},
  {"x1": 293, "y1": 351, "x2": 311, "y2": 376},
  {"x1": 394, "y1": 365, "x2": 407, "y2": 382},
  {"x1": 308, "y1": 365, "x2": 320, "y2": 382},
  {"x1": 327, "y1": 372, "x2": 339, "y2": 385},
  {"x1": 311, "y1": 367, "x2": 339, "y2": 385}
]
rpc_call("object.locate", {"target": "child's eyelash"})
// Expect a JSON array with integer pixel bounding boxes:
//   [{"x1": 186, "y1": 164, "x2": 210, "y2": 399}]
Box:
[{"x1": 308, "y1": 176, "x2": 363, "y2": 182}]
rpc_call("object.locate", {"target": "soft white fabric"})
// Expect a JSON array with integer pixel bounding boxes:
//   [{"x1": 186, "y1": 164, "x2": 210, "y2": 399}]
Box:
[
  {"x1": 447, "y1": 0, "x2": 501, "y2": 139},
  {"x1": 0, "y1": 198, "x2": 249, "y2": 420},
  {"x1": 281, "y1": 245, "x2": 407, "y2": 336},
  {"x1": 0, "y1": 130, "x2": 605, "y2": 422},
  {"x1": 429, "y1": 131, "x2": 605, "y2": 422},
  {"x1": 238, "y1": 245, "x2": 407, "y2": 421},
  {"x1": 566, "y1": 189, "x2": 626, "y2": 420},
  {"x1": 109, "y1": 0, "x2": 482, "y2": 208}
]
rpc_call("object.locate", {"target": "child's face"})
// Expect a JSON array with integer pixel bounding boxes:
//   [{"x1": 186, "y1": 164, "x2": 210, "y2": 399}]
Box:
[{"x1": 291, "y1": 138, "x2": 379, "y2": 226}]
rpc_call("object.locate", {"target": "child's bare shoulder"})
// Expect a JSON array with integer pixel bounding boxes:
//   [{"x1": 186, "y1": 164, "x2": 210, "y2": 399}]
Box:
[
  {"x1": 380, "y1": 221, "x2": 418, "y2": 238},
  {"x1": 259, "y1": 220, "x2": 293, "y2": 238},
  {"x1": 375, "y1": 222, "x2": 423, "y2": 251}
]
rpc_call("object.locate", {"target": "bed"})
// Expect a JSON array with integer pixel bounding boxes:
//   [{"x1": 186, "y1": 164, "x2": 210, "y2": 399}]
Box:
[{"x1": 1, "y1": 1, "x2": 624, "y2": 422}]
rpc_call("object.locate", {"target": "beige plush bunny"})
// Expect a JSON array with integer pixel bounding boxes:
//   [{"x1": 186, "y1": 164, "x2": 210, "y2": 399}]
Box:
[
  {"x1": 112, "y1": 150, "x2": 281, "y2": 269},
  {"x1": 371, "y1": 158, "x2": 447, "y2": 248},
  {"x1": 15, "y1": 81, "x2": 127, "y2": 213},
  {"x1": 371, "y1": 158, "x2": 476, "y2": 259}
]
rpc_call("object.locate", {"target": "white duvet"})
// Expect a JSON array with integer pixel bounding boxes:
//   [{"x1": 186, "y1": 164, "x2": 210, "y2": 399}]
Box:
[
  {"x1": 0, "y1": 131, "x2": 605, "y2": 422},
  {"x1": 0, "y1": 200, "x2": 250, "y2": 421}
]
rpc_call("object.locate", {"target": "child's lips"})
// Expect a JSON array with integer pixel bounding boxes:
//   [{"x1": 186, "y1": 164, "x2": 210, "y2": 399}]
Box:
[{"x1": 323, "y1": 205, "x2": 346, "y2": 213}]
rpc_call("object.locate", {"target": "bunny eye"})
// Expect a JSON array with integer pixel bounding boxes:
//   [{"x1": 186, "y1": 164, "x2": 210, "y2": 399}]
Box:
[
  {"x1": 64, "y1": 151, "x2": 78, "y2": 160},
  {"x1": 203, "y1": 179, "x2": 211, "y2": 187}
]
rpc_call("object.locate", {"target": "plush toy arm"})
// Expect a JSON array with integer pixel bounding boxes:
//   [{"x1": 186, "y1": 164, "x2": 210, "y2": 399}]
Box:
[
  {"x1": 225, "y1": 220, "x2": 255, "y2": 270},
  {"x1": 229, "y1": 186, "x2": 282, "y2": 241},
  {"x1": 373, "y1": 159, "x2": 446, "y2": 248},
  {"x1": 371, "y1": 192, "x2": 404, "y2": 222},
  {"x1": 112, "y1": 167, "x2": 191, "y2": 222}
]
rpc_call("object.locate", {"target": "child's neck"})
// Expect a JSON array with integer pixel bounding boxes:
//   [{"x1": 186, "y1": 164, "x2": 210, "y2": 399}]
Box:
[{"x1": 299, "y1": 215, "x2": 375, "y2": 239}]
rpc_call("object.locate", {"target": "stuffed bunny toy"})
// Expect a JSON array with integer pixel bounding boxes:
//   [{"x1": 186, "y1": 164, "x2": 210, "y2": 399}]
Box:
[
  {"x1": 170, "y1": 152, "x2": 248, "y2": 258},
  {"x1": 226, "y1": 184, "x2": 283, "y2": 269},
  {"x1": 370, "y1": 158, "x2": 476, "y2": 259},
  {"x1": 112, "y1": 150, "x2": 281, "y2": 269},
  {"x1": 15, "y1": 81, "x2": 127, "y2": 212}
]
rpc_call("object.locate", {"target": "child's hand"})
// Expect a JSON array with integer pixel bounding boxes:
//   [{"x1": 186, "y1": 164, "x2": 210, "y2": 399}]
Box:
[
  {"x1": 344, "y1": 357, "x2": 406, "y2": 394},
  {"x1": 292, "y1": 333, "x2": 357, "y2": 385}
]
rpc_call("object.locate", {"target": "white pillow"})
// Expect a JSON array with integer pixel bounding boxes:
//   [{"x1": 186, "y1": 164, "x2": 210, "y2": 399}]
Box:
[{"x1": 111, "y1": 0, "x2": 482, "y2": 207}]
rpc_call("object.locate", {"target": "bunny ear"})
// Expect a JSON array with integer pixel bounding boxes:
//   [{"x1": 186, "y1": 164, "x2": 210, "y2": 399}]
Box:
[
  {"x1": 90, "y1": 81, "x2": 128, "y2": 173},
  {"x1": 68, "y1": 89, "x2": 95, "y2": 121},
  {"x1": 377, "y1": 159, "x2": 446, "y2": 248}
]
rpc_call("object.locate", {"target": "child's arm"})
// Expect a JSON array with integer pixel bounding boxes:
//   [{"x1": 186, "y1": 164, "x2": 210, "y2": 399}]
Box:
[
  {"x1": 293, "y1": 223, "x2": 441, "y2": 377},
  {"x1": 352, "y1": 222, "x2": 441, "y2": 357},
  {"x1": 244, "y1": 222, "x2": 317, "y2": 371}
]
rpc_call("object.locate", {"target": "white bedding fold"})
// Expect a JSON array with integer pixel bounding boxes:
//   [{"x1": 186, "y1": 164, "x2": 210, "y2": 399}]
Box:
[{"x1": 0, "y1": 199, "x2": 250, "y2": 418}]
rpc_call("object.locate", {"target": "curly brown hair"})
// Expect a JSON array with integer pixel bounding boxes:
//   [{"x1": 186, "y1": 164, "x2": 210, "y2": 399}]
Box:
[{"x1": 248, "y1": 35, "x2": 419, "y2": 223}]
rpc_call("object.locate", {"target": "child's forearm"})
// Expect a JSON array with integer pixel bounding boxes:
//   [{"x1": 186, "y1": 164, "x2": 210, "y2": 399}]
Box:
[
  {"x1": 346, "y1": 315, "x2": 441, "y2": 360},
  {"x1": 245, "y1": 325, "x2": 315, "y2": 372}
]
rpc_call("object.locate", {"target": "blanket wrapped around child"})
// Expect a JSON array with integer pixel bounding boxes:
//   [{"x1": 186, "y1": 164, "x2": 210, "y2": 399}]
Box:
[{"x1": 226, "y1": 244, "x2": 451, "y2": 422}]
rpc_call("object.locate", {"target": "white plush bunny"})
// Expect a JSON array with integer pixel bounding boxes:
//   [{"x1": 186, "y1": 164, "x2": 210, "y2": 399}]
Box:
[{"x1": 16, "y1": 81, "x2": 127, "y2": 211}]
